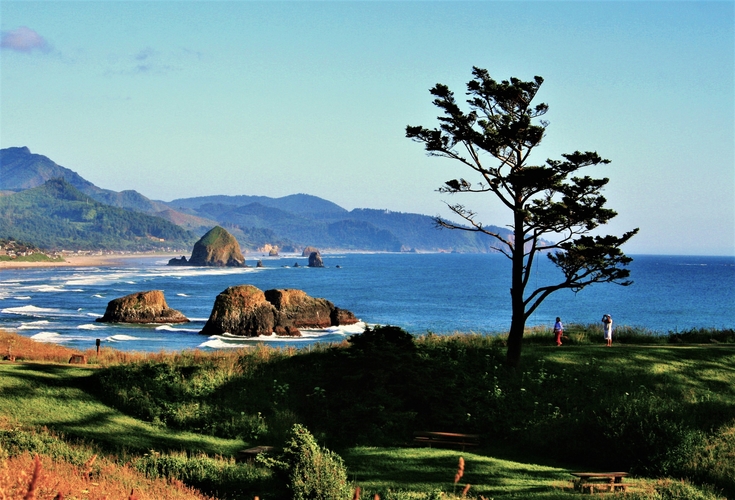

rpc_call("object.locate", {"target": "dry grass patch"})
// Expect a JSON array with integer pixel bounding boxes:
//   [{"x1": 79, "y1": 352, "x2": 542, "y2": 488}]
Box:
[{"x1": 0, "y1": 453, "x2": 213, "y2": 500}]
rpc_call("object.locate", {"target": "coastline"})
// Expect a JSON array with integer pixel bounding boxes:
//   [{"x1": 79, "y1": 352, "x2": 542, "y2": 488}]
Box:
[{"x1": 0, "y1": 252, "x2": 180, "y2": 270}]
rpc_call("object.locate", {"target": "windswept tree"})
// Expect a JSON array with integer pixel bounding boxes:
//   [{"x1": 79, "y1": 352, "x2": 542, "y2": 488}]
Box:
[{"x1": 406, "y1": 67, "x2": 638, "y2": 367}]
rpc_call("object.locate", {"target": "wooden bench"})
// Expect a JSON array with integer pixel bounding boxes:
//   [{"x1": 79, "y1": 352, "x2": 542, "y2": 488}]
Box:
[
  {"x1": 413, "y1": 431, "x2": 480, "y2": 451},
  {"x1": 571, "y1": 472, "x2": 629, "y2": 494}
]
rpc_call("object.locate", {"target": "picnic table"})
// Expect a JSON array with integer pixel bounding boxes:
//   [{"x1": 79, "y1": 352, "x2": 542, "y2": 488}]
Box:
[
  {"x1": 413, "y1": 431, "x2": 479, "y2": 451},
  {"x1": 571, "y1": 472, "x2": 629, "y2": 494}
]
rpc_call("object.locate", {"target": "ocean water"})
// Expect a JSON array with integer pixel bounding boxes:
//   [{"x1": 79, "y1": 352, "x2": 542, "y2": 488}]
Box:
[{"x1": 0, "y1": 253, "x2": 733, "y2": 353}]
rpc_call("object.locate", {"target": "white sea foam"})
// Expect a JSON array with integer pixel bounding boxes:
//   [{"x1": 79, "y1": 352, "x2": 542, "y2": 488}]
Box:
[
  {"x1": 2, "y1": 305, "x2": 62, "y2": 316},
  {"x1": 214, "y1": 332, "x2": 249, "y2": 339},
  {"x1": 86, "y1": 312, "x2": 101, "y2": 317},
  {"x1": 155, "y1": 325, "x2": 201, "y2": 333},
  {"x1": 13, "y1": 296, "x2": 32, "y2": 300},
  {"x1": 77, "y1": 324, "x2": 106, "y2": 330},
  {"x1": 150, "y1": 267, "x2": 259, "y2": 279},
  {"x1": 198, "y1": 339, "x2": 251, "y2": 349},
  {"x1": 28, "y1": 285, "x2": 84, "y2": 293},
  {"x1": 33, "y1": 285, "x2": 66, "y2": 293},
  {"x1": 205, "y1": 323, "x2": 367, "y2": 342},
  {"x1": 300, "y1": 322, "x2": 366, "y2": 337},
  {"x1": 65, "y1": 274, "x2": 129, "y2": 286},
  {"x1": 92, "y1": 294, "x2": 105, "y2": 298},
  {"x1": 188, "y1": 317, "x2": 209, "y2": 322},
  {"x1": 176, "y1": 293, "x2": 189, "y2": 297},
  {"x1": 105, "y1": 335, "x2": 140, "y2": 342},
  {"x1": 30, "y1": 331, "x2": 63, "y2": 342},
  {"x1": 18, "y1": 320, "x2": 51, "y2": 329}
]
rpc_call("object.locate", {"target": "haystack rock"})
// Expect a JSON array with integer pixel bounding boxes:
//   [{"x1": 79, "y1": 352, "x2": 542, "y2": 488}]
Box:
[
  {"x1": 169, "y1": 226, "x2": 245, "y2": 267},
  {"x1": 307, "y1": 251, "x2": 324, "y2": 268},
  {"x1": 200, "y1": 285, "x2": 359, "y2": 337},
  {"x1": 301, "y1": 246, "x2": 319, "y2": 257},
  {"x1": 96, "y1": 290, "x2": 189, "y2": 324},
  {"x1": 200, "y1": 285, "x2": 277, "y2": 337}
]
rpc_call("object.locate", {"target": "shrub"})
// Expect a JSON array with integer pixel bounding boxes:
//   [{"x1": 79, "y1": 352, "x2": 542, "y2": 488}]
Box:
[
  {"x1": 348, "y1": 324, "x2": 416, "y2": 352},
  {"x1": 132, "y1": 450, "x2": 272, "y2": 498},
  {"x1": 639, "y1": 478, "x2": 725, "y2": 500},
  {"x1": 261, "y1": 423, "x2": 350, "y2": 500}
]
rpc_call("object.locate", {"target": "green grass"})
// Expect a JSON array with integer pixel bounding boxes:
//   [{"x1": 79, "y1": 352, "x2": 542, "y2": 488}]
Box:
[
  {"x1": 343, "y1": 447, "x2": 576, "y2": 498},
  {"x1": 0, "y1": 363, "x2": 245, "y2": 457},
  {"x1": 2, "y1": 330, "x2": 734, "y2": 499}
]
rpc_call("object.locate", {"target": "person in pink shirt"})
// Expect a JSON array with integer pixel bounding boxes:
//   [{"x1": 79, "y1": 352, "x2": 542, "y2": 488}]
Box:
[{"x1": 554, "y1": 317, "x2": 564, "y2": 346}]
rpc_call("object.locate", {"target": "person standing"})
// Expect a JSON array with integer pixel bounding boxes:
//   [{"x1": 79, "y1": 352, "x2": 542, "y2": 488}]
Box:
[
  {"x1": 554, "y1": 317, "x2": 564, "y2": 346},
  {"x1": 602, "y1": 314, "x2": 613, "y2": 347}
]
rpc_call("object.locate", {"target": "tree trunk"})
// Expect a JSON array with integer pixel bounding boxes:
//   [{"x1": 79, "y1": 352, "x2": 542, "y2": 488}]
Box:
[
  {"x1": 506, "y1": 206, "x2": 527, "y2": 368},
  {"x1": 506, "y1": 315, "x2": 524, "y2": 368}
]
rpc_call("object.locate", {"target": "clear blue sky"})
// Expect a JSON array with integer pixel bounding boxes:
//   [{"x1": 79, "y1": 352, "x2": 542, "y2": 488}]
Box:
[{"x1": 1, "y1": 1, "x2": 733, "y2": 256}]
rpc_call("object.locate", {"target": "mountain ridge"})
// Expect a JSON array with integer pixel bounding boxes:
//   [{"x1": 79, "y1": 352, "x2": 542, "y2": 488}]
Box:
[
  {"x1": 0, "y1": 146, "x2": 512, "y2": 253},
  {"x1": 0, "y1": 178, "x2": 197, "y2": 251}
]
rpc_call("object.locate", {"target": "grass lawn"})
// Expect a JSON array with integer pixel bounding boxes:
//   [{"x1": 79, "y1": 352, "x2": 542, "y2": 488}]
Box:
[
  {"x1": 343, "y1": 446, "x2": 591, "y2": 499},
  {"x1": 0, "y1": 362, "x2": 245, "y2": 457},
  {"x1": 1, "y1": 329, "x2": 733, "y2": 499}
]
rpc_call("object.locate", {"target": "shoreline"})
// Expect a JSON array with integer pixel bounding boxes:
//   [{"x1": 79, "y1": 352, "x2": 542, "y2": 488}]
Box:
[{"x1": 0, "y1": 252, "x2": 181, "y2": 270}]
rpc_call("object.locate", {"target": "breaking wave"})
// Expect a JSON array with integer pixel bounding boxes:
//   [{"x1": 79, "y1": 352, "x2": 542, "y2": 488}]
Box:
[{"x1": 105, "y1": 335, "x2": 141, "y2": 342}]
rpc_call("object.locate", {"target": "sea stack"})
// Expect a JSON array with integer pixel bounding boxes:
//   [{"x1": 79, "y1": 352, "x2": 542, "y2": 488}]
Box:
[
  {"x1": 200, "y1": 285, "x2": 358, "y2": 337},
  {"x1": 169, "y1": 226, "x2": 246, "y2": 267},
  {"x1": 307, "y1": 251, "x2": 324, "y2": 268},
  {"x1": 96, "y1": 290, "x2": 189, "y2": 324}
]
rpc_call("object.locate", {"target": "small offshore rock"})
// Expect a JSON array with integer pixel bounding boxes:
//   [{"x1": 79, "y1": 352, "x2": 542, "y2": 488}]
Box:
[
  {"x1": 308, "y1": 251, "x2": 324, "y2": 268},
  {"x1": 167, "y1": 256, "x2": 188, "y2": 266},
  {"x1": 96, "y1": 290, "x2": 189, "y2": 324}
]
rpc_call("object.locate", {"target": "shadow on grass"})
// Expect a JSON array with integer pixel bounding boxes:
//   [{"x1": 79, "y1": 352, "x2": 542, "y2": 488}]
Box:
[
  {"x1": 343, "y1": 446, "x2": 573, "y2": 497},
  {"x1": 0, "y1": 363, "x2": 245, "y2": 457}
]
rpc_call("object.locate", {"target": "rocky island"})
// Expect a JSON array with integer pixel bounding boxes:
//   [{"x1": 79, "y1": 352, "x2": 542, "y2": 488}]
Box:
[
  {"x1": 200, "y1": 285, "x2": 358, "y2": 337},
  {"x1": 96, "y1": 290, "x2": 189, "y2": 324},
  {"x1": 168, "y1": 226, "x2": 246, "y2": 267}
]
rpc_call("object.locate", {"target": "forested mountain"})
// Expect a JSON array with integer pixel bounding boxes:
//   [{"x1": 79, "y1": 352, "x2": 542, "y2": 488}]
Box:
[
  {"x1": 0, "y1": 179, "x2": 197, "y2": 251},
  {"x1": 0, "y1": 146, "x2": 512, "y2": 253},
  {"x1": 0, "y1": 147, "x2": 213, "y2": 231},
  {"x1": 168, "y1": 193, "x2": 348, "y2": 218}
]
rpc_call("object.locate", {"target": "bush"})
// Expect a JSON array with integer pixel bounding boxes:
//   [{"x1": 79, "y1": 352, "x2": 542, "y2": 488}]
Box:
[
  {"x1": 635, "y1": 478, "x2": 725, "y2": 500},
  {"x1": 261, "y1": 424, "x2": 350, "y2": 500},
  {"x1": 132, "y1": 450, "x2": 272, "y2": 498}
]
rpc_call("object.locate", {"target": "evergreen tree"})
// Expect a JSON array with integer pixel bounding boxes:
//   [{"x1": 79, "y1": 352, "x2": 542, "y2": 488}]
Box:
[{"x1": 406, "y1": 67, "x2": 638, "y2": 367}]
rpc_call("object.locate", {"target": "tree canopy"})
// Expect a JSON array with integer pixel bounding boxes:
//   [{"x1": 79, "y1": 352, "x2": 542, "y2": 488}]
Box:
[{"x1": 407, "y1": 67, "x2": 638, "y2": 367}]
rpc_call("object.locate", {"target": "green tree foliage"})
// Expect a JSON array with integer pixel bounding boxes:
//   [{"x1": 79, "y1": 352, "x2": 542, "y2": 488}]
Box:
[
  {"x1": 406, "y1": 68, "x2": 638, "y2": 367},
  {"x1": 0, "y1": 179, "x2": 197, "y2": 251}
]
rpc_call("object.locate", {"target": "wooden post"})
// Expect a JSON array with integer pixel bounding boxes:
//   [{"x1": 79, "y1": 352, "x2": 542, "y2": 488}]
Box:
[{"x1": 96, "y1": 338, "x2": 101, "y2": 356}]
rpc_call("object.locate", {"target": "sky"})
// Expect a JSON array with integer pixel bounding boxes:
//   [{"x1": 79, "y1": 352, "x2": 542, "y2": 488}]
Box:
[{"x1": 1, "y1": 1, "x2": 733, "y2": 256}]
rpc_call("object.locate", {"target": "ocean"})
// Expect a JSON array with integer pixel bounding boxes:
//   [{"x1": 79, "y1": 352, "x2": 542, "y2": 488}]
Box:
[{"x1": 0, "y1": 253, "x2": 733, "y2": 353}]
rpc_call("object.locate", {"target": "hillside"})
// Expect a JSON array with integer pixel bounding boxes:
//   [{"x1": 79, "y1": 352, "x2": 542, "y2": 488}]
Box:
[
  {"x1": 171, "y1": 197, "x2": 507, "y2": 252},
  {"x1": 0, "y1": 179, "x2": 197, "y2": 251},
  {"x1": 1, "y1": 146, "x2": 514, "y2": 253},
  {"x1": 0, "y1": 146, "x2": 204, "y2": 227}
]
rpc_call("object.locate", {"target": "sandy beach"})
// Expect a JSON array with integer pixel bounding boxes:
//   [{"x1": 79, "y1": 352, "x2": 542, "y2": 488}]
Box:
[{"x1": 0, "y1": 253, "x2": 180, "y2": 270}]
